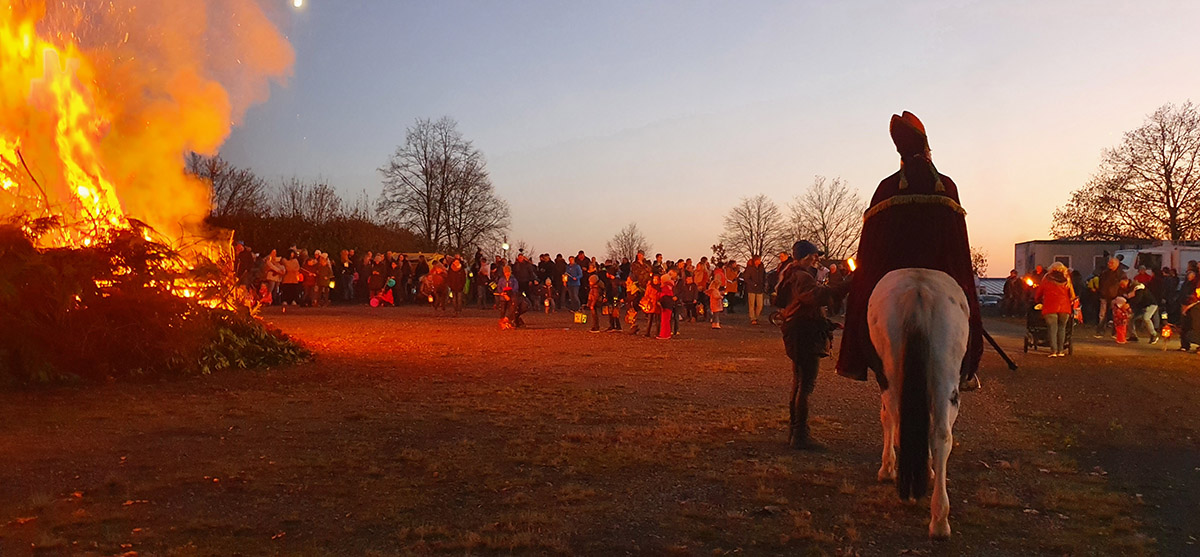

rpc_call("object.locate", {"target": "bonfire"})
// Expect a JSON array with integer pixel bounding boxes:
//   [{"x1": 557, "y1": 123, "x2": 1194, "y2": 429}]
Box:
[{"x1": 0, "y1": 1, "x2": 305, "y2": 383}]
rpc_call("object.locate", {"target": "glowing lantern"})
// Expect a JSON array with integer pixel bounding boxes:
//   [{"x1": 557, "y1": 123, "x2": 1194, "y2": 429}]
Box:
[
  {"x1": 1025, "y1": 278, "x2": 1034, "y2": 287},
  {"x1": 328, "y1": 280, "x2": 336, "y2": 289},
  {"x1": 1162, "y1": 327, "x2": 1173, "y2": 338},
  {"x1": 847, "y1": 258, "x2": 856, "y2": 272}
]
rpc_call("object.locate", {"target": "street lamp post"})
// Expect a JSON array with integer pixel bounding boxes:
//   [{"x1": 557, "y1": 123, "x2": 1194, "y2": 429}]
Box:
[{"x1": 501, "y1": 239, "x2": 510, "y2": 263}]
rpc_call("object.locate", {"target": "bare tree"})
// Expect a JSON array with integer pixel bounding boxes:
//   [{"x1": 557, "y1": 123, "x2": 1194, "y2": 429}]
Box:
[
  {"x1": 789, "y1": 176, "x2": 865, "y2": 260},
  {"x1": 187, "y1": 153, "x2": 268, "y2": 218},
  {"x1": 275, "y1": 177, "x2": 344, "y2": 224},
  {"x1": 605, "y1": 222, "x2": 651, "y2": 262},
  {"x1": 442, "y1": 156, "x2": 511, "y2": 255},
  {"x1": 718, "y1": 194, "x2": 789, "y2": 263},
  {"x1": 1052, "y1": 101, "x2": 1200, "y2": 241},
  {"x1": 377, "y1": 117, "x2": 509, "y2": 252},
  {"x1": 514, "y1": 239, "x2": 535, "y2": 260},
  {"x1": 346, "y1": 189, "x2": 374, "y2": 222},
  {"x1": 970, "y1": 247, "x2": 989, "y2": 278}
]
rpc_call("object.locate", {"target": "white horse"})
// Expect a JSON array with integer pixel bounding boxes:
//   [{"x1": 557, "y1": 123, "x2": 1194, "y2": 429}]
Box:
[{"x1": 867, "y1": 268, "x2": 970, "y2": 539}]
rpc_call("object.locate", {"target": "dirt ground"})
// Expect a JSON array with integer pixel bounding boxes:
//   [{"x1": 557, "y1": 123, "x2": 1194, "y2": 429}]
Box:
[{"x1": 0, "y1": 304, "x2": 1196, "y2": 555}]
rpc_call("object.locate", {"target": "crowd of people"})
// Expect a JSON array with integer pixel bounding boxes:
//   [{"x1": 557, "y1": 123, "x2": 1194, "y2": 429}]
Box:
[
  {"x1": 230, "y1": 242, "x2": 855, "y2": 334},
  {"x1": 1001, "y1": 257, "x2": 1200, "y2": 354}
]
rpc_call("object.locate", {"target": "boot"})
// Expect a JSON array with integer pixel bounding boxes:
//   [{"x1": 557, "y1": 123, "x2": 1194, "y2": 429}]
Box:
[{"x1": 788, "y1": 394, "x2": 823, "y2": 450}]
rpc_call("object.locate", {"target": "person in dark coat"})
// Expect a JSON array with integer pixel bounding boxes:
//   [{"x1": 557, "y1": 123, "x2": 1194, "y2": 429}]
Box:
[
  {"x1": 778, "y1": 240, "x2": 853, "y2": 449},
  {"x1": 553, "y1": 254, "x2": 568, "y2": 310},
  {"x1": 835, "y1": 111, "x2": 983, "y2": 390},
  {"x1": 677, "y1": 274, "x2": 699, "y2": 322},
  {"x1": 1096, "y1": 258, "x2": 1126, "y2": 337},
  {"x1": 743, "y1": 255, "x2": 768, "y2": 324},
  {"x1": 447, "y1": 259, "x2": 467, "y2": 315},
  {"x1": 586, "y1": 275, "x2": 605, "y2": 332}
]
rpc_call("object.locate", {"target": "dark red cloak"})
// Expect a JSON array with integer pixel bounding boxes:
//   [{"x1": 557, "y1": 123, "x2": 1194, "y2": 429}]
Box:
[{"x1": 835, "y1": 169, "x2": 984, "y2": 382}]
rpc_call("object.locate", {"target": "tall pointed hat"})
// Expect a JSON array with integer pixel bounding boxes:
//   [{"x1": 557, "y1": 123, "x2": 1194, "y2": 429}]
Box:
[{"x1": 889, "y1": 111, "x2": 929, "y2": 156}]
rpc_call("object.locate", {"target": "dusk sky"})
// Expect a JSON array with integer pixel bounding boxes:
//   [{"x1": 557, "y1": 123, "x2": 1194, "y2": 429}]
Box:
[{"x1": 222, "y1": 0, "x2": 1200, "y2": 273}]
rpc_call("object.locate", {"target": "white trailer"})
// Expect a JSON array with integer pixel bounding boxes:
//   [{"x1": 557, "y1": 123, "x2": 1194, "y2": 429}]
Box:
[{"x1": 1113, "y1": 242, "x2": 1200, "y2": 272}]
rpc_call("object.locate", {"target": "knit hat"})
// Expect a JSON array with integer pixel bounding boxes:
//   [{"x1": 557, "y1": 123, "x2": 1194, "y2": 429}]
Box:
[{"x1": 792, "y1": 240, "x2": 824, "y2": 260}]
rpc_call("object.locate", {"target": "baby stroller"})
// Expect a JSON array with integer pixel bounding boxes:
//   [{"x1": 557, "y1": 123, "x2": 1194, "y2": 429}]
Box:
[{"x1": 1023, "y1": 303, "x2": 1073, "y2": 354}]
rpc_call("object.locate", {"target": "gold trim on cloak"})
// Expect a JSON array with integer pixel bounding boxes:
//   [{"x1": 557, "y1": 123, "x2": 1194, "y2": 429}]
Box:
[{"x1": 862, "y1": 194, "x2": 967, "y2": 222}]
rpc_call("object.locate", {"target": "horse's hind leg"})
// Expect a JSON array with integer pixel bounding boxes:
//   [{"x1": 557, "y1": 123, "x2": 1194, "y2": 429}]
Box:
[
  {"x1": 877, "y1": 391, "x2": 898, "y2": 482},
  {"x1": 929, "y1": 386, "x2": 959, "y2": 539}
]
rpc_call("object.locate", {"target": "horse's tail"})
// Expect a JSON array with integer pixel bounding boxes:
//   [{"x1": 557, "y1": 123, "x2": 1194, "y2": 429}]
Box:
[{"x1": 898, "y1": 320, "x2": 930, "y2": 500}]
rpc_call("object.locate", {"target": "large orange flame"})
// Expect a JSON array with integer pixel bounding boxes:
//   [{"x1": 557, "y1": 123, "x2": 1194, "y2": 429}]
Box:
[{"x1": 0, "y1": 0, "x2": 293, "y2": 249}]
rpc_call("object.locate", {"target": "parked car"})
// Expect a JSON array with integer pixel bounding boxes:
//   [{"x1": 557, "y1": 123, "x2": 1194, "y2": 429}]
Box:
[{"x1": 979, "y1": 294, "x2": 1002, "y2": 316}]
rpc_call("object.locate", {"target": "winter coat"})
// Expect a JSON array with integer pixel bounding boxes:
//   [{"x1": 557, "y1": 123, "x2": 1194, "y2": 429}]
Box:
[
  {"x1": 658, "y1": 280, "x2": 676, "y2": 309},
  {"x1": 1127, "y1": 284, "x2": 1156, "y2": 312},
  {"x1": 677, "y1": 281, "x2": 698, "y2": 303},
  {"x1": 301, "y1": 262, "x2": 320, "y2": 287},
  {"x1": 566, "y1": 264, "x2": 583, "y2": 287},
  {"x1": 587, "y1": 282, "x2": 605, "y2": 309},
  {"x1": 282, "y1": 258, "x2": 302, "y2": 284},
  {"x1": 693, "y1": 264, "x2": 710, "y2": 293},
  {"x1": 724, "y1": 266, "x2": 740, "y2": 294},
  {"x1": 1098, "y1": 268, "x2": 1126, "y2": 300},
  {"x1": 630, "y1": 260, "x2": 652, "y2": 287},
  {"x1": 1112, "y1": 303, "x2": 1132, "y2": 325},
  {"x1": 743, "y1": 263, "x2": 767, "y2": 294},
  {"x1": 1034, "y1": 271, "x2": 1074, "y2": 315},
  {"x1": 447, "y1": 267, "x2": 467, "y2": 293},
  {"x1": 707, "y1": 278, "x2": 725, "y2": 313},
  {"x1": 265, "y1": 257, "x2": 285, "y2": 282},
  {"x1": 640, "y1": 284, "x2": 660, "y2": 314},
  {"x1": 779, "y1": 264, "x2": 848, "y2": 358}
]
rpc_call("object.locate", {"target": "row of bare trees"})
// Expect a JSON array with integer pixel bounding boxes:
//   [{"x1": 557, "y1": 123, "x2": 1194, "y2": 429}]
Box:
[
  {"x1": 717, "y1": 176, "x2": 866, "y2": 263},
  {"x1": 376, "y1": 117, "x2": 511, "y2": 254},
  {"x1": 188, "y1": 154, "x2": 420, "y2": 253},
  {"x1": 188, "y1": 154, "x2": 371, "y2": 225},
  {"x1": 596, "y1": 178, "x2": 865, "y2": 269}
]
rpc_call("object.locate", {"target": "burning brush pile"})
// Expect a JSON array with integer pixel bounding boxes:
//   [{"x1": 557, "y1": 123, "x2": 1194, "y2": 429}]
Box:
[{"x1": 0, "y1": 1, "x2": 307, "y2": 383}]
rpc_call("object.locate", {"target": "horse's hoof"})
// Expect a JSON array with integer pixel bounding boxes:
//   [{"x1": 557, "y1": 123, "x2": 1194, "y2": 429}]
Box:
[
  {"x1": 929, "y1": 520, "x2": 951, "y2": 540},
  {"x1": 877, "y1": 469, "x2": 896, "y2": 483}
]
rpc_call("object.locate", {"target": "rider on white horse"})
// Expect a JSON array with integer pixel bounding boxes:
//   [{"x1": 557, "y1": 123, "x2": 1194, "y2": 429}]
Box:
[{"x1": 836, "y1": 111, "x2": 984, "y2": 391}]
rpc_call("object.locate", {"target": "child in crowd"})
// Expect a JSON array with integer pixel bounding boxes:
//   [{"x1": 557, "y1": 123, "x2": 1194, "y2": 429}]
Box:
[
  {"x1": 301, "y1": 257, "x2": 319, "y2": 307},
  {"x1": 542, "y1": 278, "x2": 555, "y2": 314},
  {"x1": 1112, "y1": 296, "x2": 1132, "y2": 344},
  {"x1": 624, "y1": 277, "x2": 643, "y2": 334},
  {"x1": 677, "y1": 274, "x2": 698, "y2": 322},
  {"x1": 640, "y1": 275, "x2": 661, "y2": 337},
  {"x1": 657, "y1": 272, "x2": 676, "y2": 339},
  {"x1": 605, "y1": 269, "x2": 623, "y2": 332},
  {"x1": 587, "y1": 275, "x2": 605, "y2": 333}
]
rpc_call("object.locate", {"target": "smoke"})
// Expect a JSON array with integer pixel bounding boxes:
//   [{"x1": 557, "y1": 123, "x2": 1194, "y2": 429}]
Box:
[{"x1": 3, "y1": 0, "x2": 293, "y2": 239}]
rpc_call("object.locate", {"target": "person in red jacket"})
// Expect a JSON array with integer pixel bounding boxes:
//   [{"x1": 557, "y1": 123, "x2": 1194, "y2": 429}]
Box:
[
  {"x1": 836, "y1": 112, "x2": 983, "y2": 390},
  {"x1": 1035, "y1": 262, "x2": 1077, "y2": 357},
  {"x1": 657, "y1": 271, "x2": 676, "y2": 339}
]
